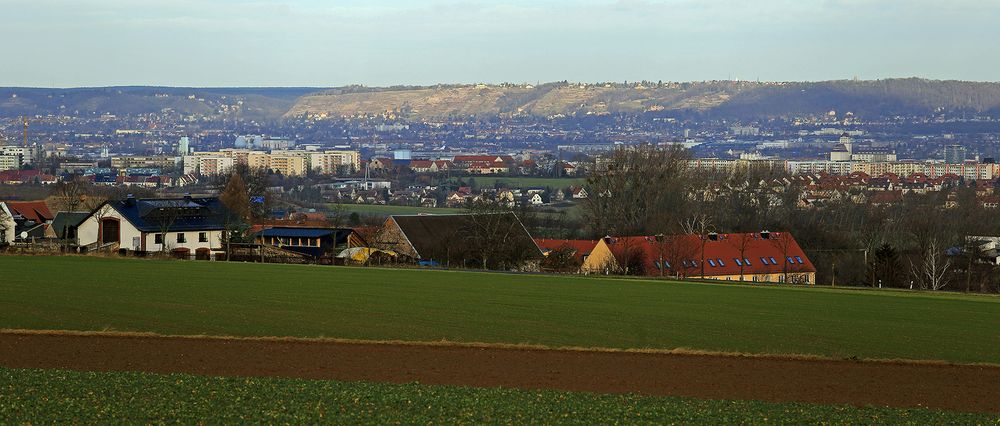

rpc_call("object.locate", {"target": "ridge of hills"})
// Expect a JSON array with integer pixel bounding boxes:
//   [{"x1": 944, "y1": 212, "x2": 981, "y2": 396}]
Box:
[{"x1": 3, "y1": 78, "x2": 1000, "y2": 121}]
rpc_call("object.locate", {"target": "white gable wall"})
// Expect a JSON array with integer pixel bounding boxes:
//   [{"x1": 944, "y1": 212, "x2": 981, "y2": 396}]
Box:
[{"x1": 77, "y1": 205, "x2": 223, "y2": 253}]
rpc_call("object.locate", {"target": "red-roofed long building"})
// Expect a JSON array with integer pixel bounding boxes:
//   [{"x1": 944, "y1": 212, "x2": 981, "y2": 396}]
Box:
[{"x1": 581, "y1": 232, "x2": 816, "y2": 284}]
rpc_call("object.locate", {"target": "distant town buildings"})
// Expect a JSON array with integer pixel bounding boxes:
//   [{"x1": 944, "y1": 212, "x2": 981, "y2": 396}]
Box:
[{"x1": 945, "y1": 145, "x2": 967, "y2": 164}]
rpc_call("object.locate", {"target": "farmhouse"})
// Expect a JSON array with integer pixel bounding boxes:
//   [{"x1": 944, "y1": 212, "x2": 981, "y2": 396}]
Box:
[
  {"x1": 374, "y1": 213, "x2": 543, "y2": 270},
  {"x1": 77, "y1": 195, "x2": 229, "y2": 256},
  {"x1": 0, "y1": 200, "x2": 55, "y2": 242},
  {"x1": 581, "y1": 231, "x2": 816, "y2": 284}
]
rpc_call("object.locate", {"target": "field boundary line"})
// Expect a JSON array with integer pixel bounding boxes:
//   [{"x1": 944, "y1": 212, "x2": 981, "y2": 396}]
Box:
[{"x1": 3, "y1": 328, "x2": 998, "y2": 369}]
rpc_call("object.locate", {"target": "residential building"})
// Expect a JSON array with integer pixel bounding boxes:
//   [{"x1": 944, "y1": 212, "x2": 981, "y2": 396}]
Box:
[
  {"x1": 945, "y1": 145, "x2": 967, "y2": 164},
  {"x1": 581, "y1": 232, "x2": 816, "y2": 284},
  {"x1": 111, "y1": 155, "x2": 178, "y2": 170},
  {"x1": 76, "y1": 195, "x2": 228, "y2": 255}
]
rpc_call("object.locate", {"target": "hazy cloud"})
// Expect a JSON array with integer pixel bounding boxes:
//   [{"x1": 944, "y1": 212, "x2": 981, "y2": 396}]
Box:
[{"x1": 0, "y1": 0, "x2": 997, "y2": 86}]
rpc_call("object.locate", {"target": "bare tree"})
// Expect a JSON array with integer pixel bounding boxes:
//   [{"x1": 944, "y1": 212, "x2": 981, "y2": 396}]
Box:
[
  {"x1": 50, "y1": 179, "x2": 95, "y2": 251},
  {"x1": 583, "y1": 144, "x2": 692, "y2": 236},
  {"x1": 150, "y1": 200, "x2": 187, "y2": 254},
  {"x1": 463, "y1": 200, "x2": 535, "y2": 270},
  {"x1": 909, "y1": 238, "x2": 951, "y2": 291},
  {"x1": 769, "y1": 231, "x2": 800, "y2": 284},
  {"x1": 219, "y1": 172, "x2": 252, "y2": 260},
  {"x1": 682, "y1": 213, "x2": 715, "y2": 279},
  {"x1": 728, "y1": 232, "x2": 754, "y2": 282}
]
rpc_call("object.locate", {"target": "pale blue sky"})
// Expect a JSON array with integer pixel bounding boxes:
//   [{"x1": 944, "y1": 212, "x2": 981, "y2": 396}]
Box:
[{"x1": 3, "y1": 0, "x2": 998, "y2": 87}]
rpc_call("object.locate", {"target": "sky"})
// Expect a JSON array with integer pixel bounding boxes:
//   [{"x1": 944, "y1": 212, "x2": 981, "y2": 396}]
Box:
[{"x1": 2, "y1": 0, "x2": 999, "y2": 87}]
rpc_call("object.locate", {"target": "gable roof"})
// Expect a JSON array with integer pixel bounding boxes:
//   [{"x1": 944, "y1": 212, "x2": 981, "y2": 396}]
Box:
[
  {"x1": 387, "y1": 213, "x2": 542, "y2": 261},
  {"x1": 87, "y1": 197, "x2": 229, "y2": 233},
  {"x1": 51, "y1": 211, "x2": 90, "y2": 233},
  {"x1": 5, "y1": 201, "x2": 53, "y2": 223},
  {"x1": 599, "y1": 232, "x2": 815, "y2": 277}
]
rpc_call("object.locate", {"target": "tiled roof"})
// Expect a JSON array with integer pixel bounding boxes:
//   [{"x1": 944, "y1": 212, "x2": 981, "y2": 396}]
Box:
[
  {"x1": 601, "y1": 232, "x2": 815, "y2": 278},
  {"x1": 5, "y1": 201, "x2": 53, "y2": 223}
]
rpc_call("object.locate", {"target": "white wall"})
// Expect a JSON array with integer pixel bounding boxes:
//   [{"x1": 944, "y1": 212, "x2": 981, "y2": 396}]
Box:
[
  {"x1": 77, "y1": 205, "x2": 223, "y2": 253},
  {"x1": 143, "y1": 229, "x2": 223, "y2": 253},
  {"x1": 0, "y1": 203, "x2": 15, "y2": 244},
  {"x1": 77, "y1": 207, "x2": 143, "y2": 250}
]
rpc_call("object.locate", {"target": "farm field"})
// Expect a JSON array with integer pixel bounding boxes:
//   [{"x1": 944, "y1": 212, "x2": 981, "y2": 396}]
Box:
[
  {"x1": 1, "y1": 256, "x2": 998, "y2": 364},
  {"x1": 1, "y1": 367, "x2": 995, "y2": 424}
]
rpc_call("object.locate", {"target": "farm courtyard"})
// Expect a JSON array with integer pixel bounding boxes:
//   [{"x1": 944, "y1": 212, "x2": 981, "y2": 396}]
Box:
[{"x1": 1, "y1": 256, "x2": 998, "y2": 422}]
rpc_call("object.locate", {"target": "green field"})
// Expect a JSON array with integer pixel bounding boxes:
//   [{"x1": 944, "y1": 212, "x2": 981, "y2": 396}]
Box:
[
  {"x1": 334, "y1": 203, "x2": 465, "y2": 217},
  {"x1": 1, "y1": 256, "x2": 998, "y2": 363},
  {"x1": 0, "y1": 367, "x2": 993, "y2": 424}
]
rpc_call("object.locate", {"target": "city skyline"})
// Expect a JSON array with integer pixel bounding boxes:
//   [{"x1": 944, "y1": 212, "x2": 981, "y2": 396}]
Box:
[{"x1": 3, "y1": 0, "x2": 999, "y2": 88}]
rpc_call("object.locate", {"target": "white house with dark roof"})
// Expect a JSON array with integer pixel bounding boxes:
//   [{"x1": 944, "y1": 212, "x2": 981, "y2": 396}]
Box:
[{"x1": 76, "y1": 195, "x2": 229, "y2": 255}]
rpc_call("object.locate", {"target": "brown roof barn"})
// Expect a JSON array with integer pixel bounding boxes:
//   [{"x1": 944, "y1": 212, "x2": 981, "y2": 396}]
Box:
[{"x1": 374, "y1": 213, "x2": 542, "y2": 270}]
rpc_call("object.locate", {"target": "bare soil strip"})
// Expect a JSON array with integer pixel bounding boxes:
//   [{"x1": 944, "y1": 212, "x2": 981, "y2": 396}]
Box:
[{"x1": 1, "y1": 332, "x2": 997, "y2": 414}]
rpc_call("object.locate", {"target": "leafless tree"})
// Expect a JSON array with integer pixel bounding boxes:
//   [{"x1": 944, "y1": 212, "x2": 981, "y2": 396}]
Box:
[
  {"x1": 909, "y1": 238, "x2": 951, "y2": 291},
  {"x1": 220, "y1": 172, "x2": 252, "y2": 260},
  {"x1": 463, "y1": 200, "x2": 534, "y2": 270},
  {"x1": 150, "y1": 200, "x2": 187, "y2": 254},
  {"x1": 682, "y1": 213, "x2": 715, "y2": 279},
  {"x1": 728, "y1": 232, "x2": 755, "y2": 282},
  {"x1": 583, "y1": 144, "x2": 692, "y2": 236}
]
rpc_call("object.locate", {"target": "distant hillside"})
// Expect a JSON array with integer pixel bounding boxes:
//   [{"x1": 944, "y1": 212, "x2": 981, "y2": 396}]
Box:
[
  {"x1": 0, "y1": 87, "x2": 322, "y2": 120},
  {"x1": 4, "y1": 79, "x2": 1000, "y2": 121},
  {"x1": 286, "y1": 79, "x2": 1000, "y2": 120}
]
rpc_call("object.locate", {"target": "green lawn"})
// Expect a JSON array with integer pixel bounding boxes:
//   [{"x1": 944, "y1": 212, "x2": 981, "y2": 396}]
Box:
[
  {"x1": 1, "y1": 368, "x2": 993, "y2": 424},
  {"x1": 1, "y1": 256, "x2": 998, "y2": 363}
]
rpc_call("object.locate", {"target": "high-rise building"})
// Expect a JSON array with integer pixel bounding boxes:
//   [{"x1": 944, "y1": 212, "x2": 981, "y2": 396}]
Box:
[
  {"x1": 944, "y1": 145, "x2": 966, "y2": 164},
  {"x1": 178, "y1": 137, "x2": 190, "y2": 155}
]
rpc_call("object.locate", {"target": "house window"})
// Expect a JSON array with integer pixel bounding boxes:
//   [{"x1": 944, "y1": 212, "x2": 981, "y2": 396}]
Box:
[
  {"x1": 691, "y1": 260, "x2": 698, "y2": 267},
  {"x1": 663, "y1": 261, "x2": 670, "y2": 269},
  {"x1": 760, "y1": 257, "x2": 768, "y2": 265},
  {"x1": 198, "y1": 232, "x2": 208, "y2": 243},
  {"x1": 717, "y1": 258, "x2": 725, "y2": 267},
  {"x1": 734, "y1": 258, "x2": 742, "y2": 266},
  {"x1": 177, "y1": 233, "x2": 187, "y2": 243},
  {"x1": 787, "y1": 256, "x2": 796, "y2": 264},
  {"x1": 769, "y1": 257, "x2": 778, "y2": 264},
  {"x1": 707, "y1": 259, "x2": 716, "y2": 267},
  {"x1": 744, "y1": 258, "x2": 752, "y2": 265},
  {"x1": 795, "y1": 256, "x2": 803, "y2": 264},
  {"x1": 155, "y1": 234, "x2": 164, "y2": 245}
]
